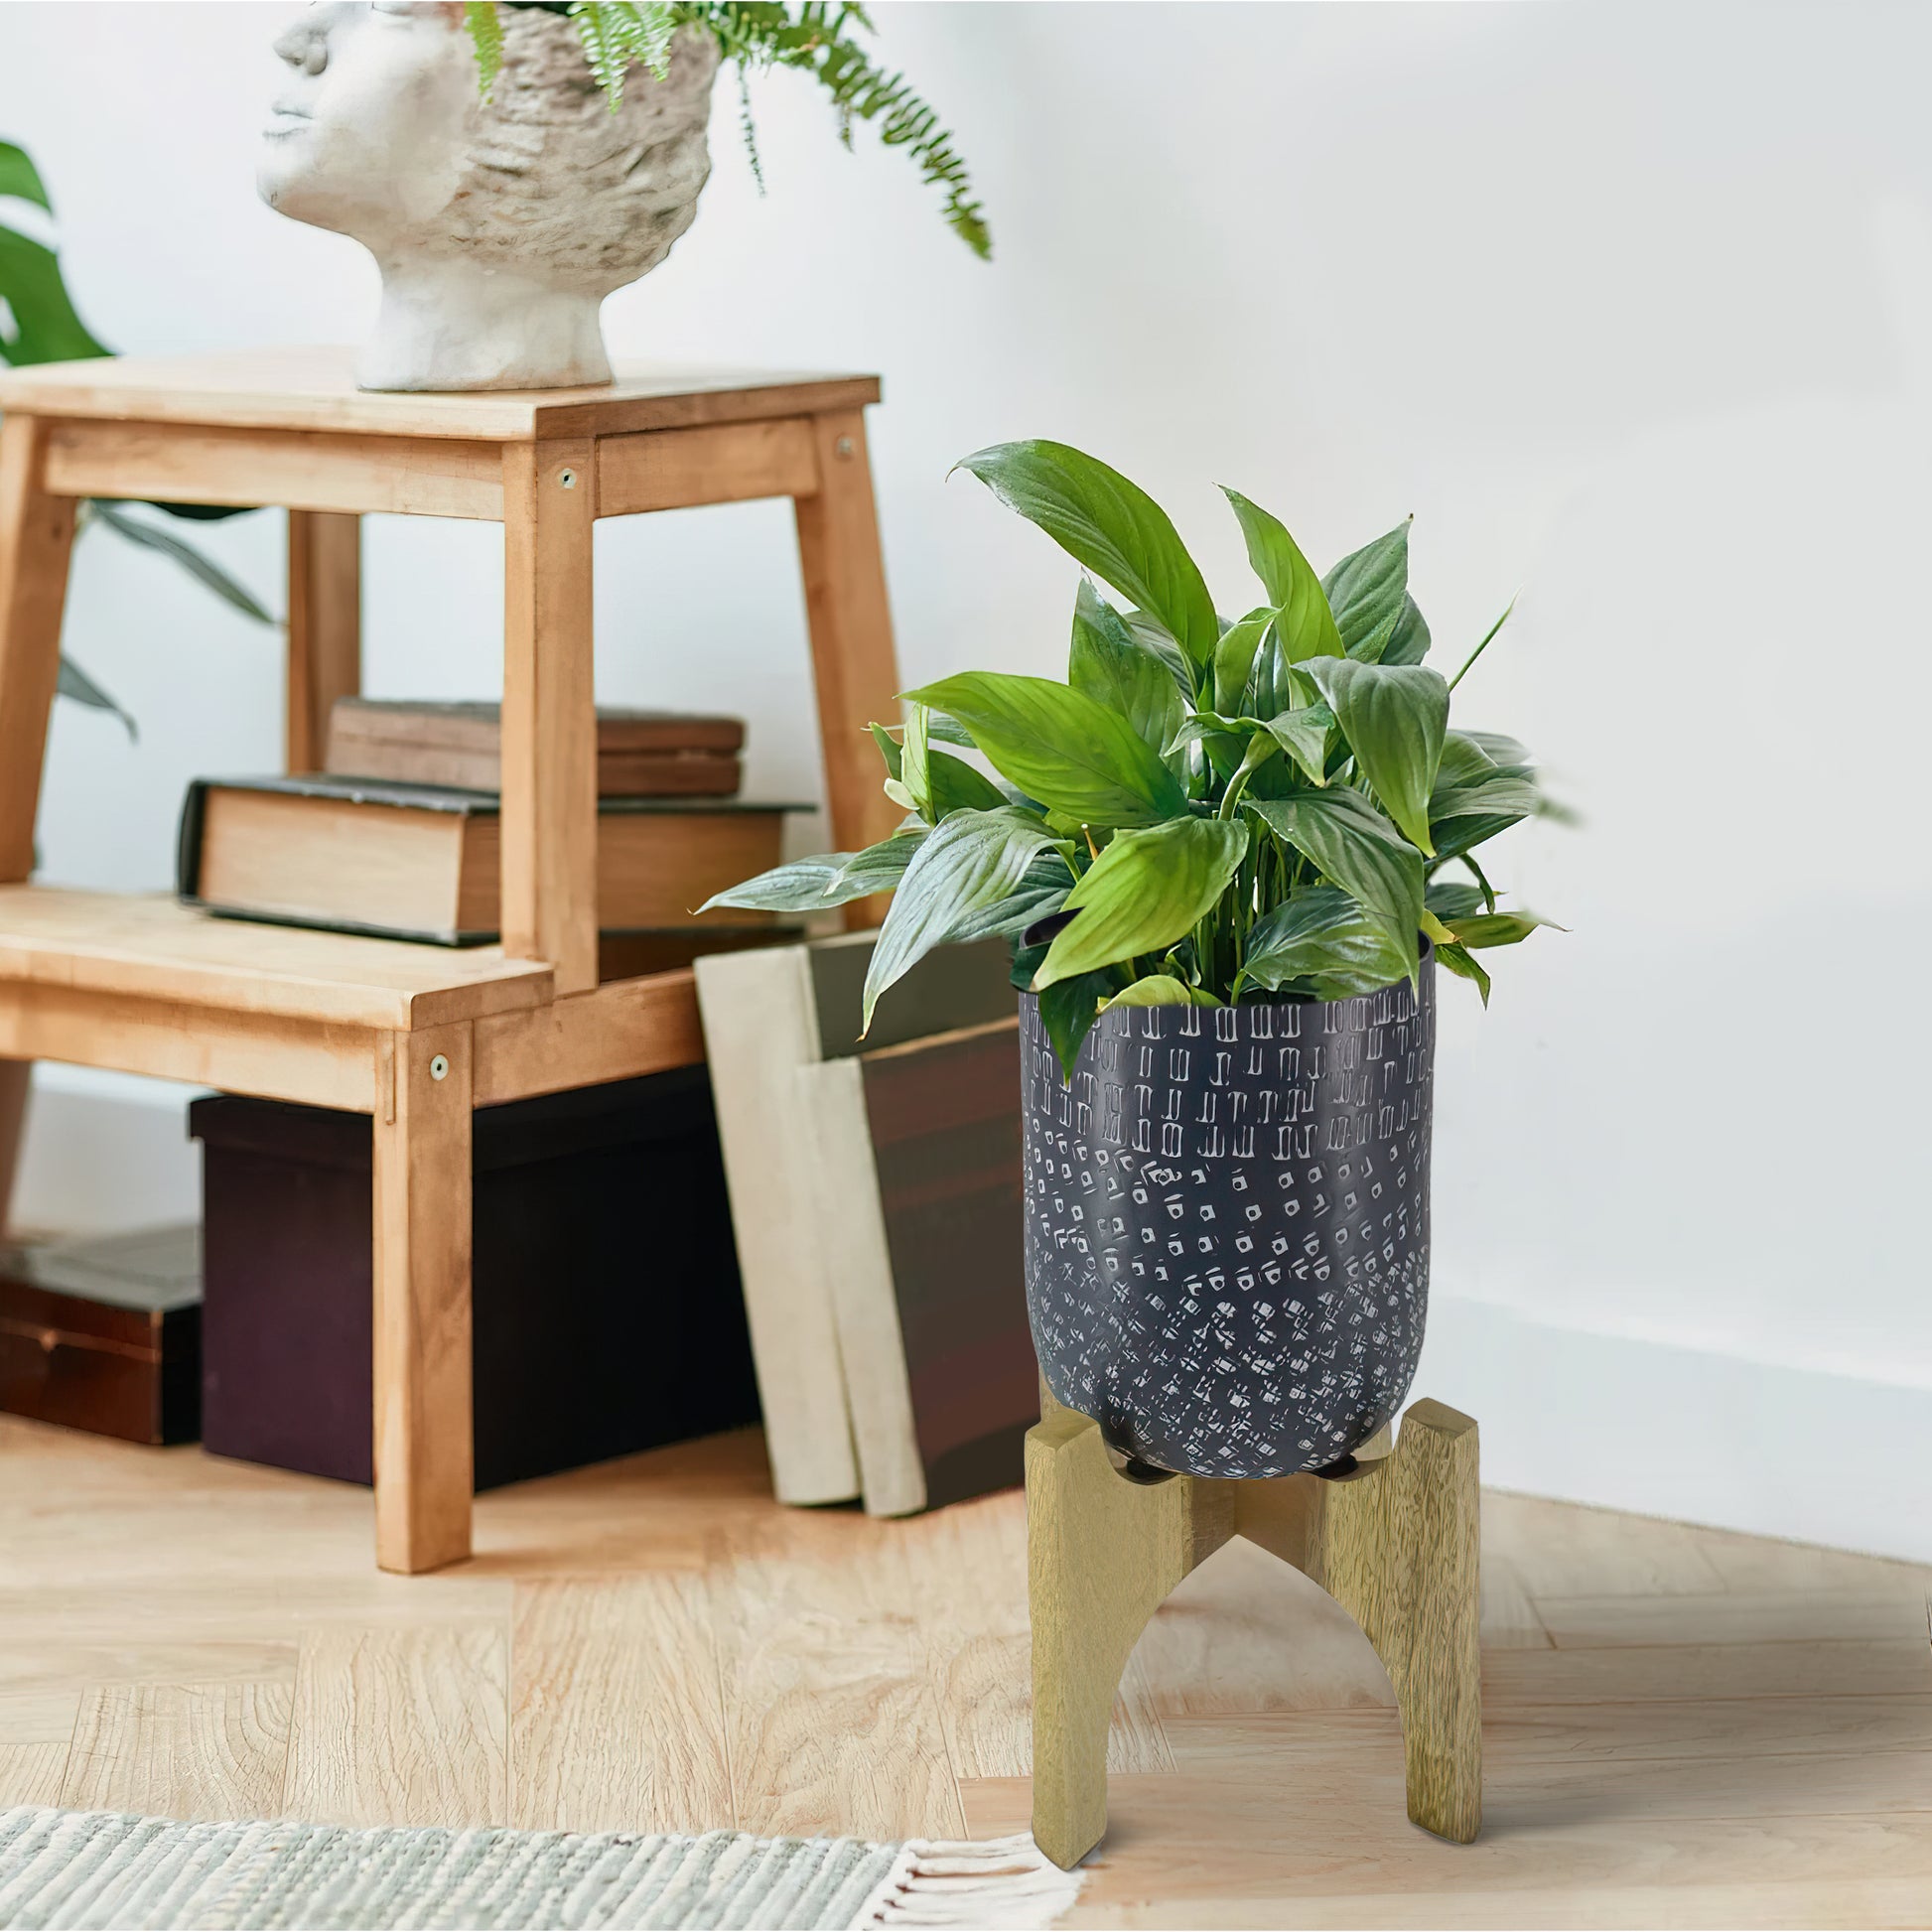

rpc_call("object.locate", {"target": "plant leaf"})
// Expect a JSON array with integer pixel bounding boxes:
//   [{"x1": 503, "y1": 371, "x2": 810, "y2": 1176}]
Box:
[
  {"x1": 1255, "y1": 705, "x2": 1333, "y2": 786},
  {"x1": 1424, "y1": 880, "x2": 1487, "y2": 922},
  {"x1": 1243, "y1": 788, "x2": 1423, "y2": 982},
  {"x1": 901, "y1": 671, "x2": 1186, "y2": 827},
  {"x1": 699, "y1": 853, "x2": 854, "y2": 912},
  {"x1": 1436, "y1": 939, "x2": 1492, "y2": 1005},
  {"x1": 900, "y1": 703, "x2": 933, "y2": 819},
  {"x1": 1212, "y1": 611, "x2": 1273, "y2": 717},
  {"x1": 1221, "y1": 490, "x2": 1343, "y2": 716},
  {"x1": 864, "y1": 808, "x2": 1065, "y2": 1028},
  {"x1": 1036, "y1": 816, "x2": 1249, "y2": 989},
  {"x1": 1068, "y1": 577, "x2": 1184, "y2": 764},
  {"x1": 956, "y1": 442, "x2": 1219, "y2": 671},
  {"x1": 88, "y1": 501, "x2": 273, "y2": 623},
  {"x1": 1447, "y1": 910, "x2": 1555, "y2": 948},
  {"x1": 1101, "y1": 974, "x2": 1222, "y2": 1011},
  {"x1": 0, "y1": 142, "x2": 53, "y2": 212},
  {"x1": 1036, "y1": 968, "x2": 1120, "y2": 1079},
  {"x1": 1121, "y1": 609, "x2": 1196, "y2": 698},
  {"x1": 1322, "y1": 520, "x2": 1423, "y2": 662},
  {"x1": 0, "y1": 221, "x2": 110, "y2": 365},
  {"x1": 56, "y1": 654, "x2": 136, "y2": 741},
  {"x1": 1302, "y1": 656, "x2": 1449, "y2": 854},
  {"x1": 1239, "y1": 885, "x2": 1411, "y2": 999}
]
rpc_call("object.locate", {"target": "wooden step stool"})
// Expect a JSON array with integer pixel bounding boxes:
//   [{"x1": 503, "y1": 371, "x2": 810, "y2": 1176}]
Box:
[
  {"x1": 0, "y1": 347, "x2": 903, "y2": 1573},
  {"x1": 1028, "y1": 1393, "x2": 1482, "y2": 1868}
]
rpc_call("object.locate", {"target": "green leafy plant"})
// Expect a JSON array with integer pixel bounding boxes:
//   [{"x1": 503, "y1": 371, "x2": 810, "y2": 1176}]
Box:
[
  {"x1": 708, "y1": 440, "x2": 1566, "y2": 1076},
  {"x1": 465, "y1": 3, "x2": 989, "y2": 259},
  {"x1": 1, "y1": 139, "x2": 274, "y2": 737}
]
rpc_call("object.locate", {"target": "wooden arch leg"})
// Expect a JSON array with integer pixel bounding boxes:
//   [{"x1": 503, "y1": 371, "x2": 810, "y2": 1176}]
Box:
[
  {"x1": 1027, "y1": 1410, "x2": 1231, "y2": 1869},
  {"x1": 1027, "y1": 1397, "x2": 1481, "y2": 1868},
  {"x1": 1306, "y1": 1399, "x2": 1482, "y2": 1843}
]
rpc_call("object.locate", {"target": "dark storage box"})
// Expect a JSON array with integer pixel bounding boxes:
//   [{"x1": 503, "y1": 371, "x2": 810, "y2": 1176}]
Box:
[
  {"x1": 0, "y1": 1225, "x2": 202, "y2": 1445},
  {"x1": 190, "y1": 1068, "x2": 758, "y2": 1490}
]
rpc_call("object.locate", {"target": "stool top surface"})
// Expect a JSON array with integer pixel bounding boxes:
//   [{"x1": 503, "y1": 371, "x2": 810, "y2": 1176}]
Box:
[{"x1": 0, "y1": 347, "x2": 881, "y2": 442}]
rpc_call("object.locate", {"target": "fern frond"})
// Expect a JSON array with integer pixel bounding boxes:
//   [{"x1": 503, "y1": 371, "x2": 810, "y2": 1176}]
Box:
[
  {"x1": 569, "y1": 2, "x2": 626, "y2": 105},
  {"x1": 463, "y1": 1, "x2": 505, "y2": 99},
  {"x1": 735, "y1": 64, "x2": 765, "y2": 194}
]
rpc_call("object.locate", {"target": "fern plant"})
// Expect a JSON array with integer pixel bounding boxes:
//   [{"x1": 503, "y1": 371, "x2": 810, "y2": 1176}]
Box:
[
  {"x1": 709, "y1": 442, "x2": 1565, "y2": 1076},
  {"x1": 1, "y1": 139, "x2": 274, "y2": 739},
  {"x1": 465, "y1": 2, "x2": 990, "y2": 259}
]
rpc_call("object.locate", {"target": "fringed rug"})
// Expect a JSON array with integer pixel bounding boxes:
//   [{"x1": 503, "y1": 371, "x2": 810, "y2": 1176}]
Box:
[{"x1": 0, "y1": 1807, "x2": 1081, "y2": 1931}]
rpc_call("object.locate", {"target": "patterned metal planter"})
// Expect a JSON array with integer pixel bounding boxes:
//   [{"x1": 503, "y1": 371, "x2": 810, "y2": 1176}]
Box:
[{"x1": 1020, "y1": 960, "x2": 1436, "y2": 1478}]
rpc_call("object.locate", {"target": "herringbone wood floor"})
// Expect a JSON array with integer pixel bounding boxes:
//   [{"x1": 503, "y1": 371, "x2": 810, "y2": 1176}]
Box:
[{"x1": 3, "y1": 1414, "x2": 1930, "y2": 1927}]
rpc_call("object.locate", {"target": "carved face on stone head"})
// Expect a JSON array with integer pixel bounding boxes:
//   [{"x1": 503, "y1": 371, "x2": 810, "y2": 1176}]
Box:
[{"x1": 258, "y1": 2, "x2": 720, "y2": 391}]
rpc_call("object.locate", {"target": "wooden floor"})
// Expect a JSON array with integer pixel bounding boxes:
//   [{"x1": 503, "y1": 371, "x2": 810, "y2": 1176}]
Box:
[{"x1": 2, "y1": 1416, "x2": 1930, "y2": 1927}]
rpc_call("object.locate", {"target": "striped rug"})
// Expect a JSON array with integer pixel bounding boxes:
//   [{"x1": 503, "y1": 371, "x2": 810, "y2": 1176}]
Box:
[{"x1": 0, "y1": 1807, "x2": 1081, "y2": 1931}]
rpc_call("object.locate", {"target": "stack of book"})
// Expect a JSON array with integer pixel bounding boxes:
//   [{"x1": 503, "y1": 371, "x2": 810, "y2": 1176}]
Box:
[
  {"x1": 695, "y1": 931, "x2": 1038, "y2": 1516},
  {"x1": 178, "y1": 698, "x2": 796, "y2": 966}
]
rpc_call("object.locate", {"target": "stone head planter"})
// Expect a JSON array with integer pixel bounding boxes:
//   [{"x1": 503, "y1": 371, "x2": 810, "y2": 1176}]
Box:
[
  {"x1": 258, "y1": 2, "x2": 719, "y2": 392},
  {"x1": 1021, "y1": 955, "x2": 1436, "y2": 1479}
]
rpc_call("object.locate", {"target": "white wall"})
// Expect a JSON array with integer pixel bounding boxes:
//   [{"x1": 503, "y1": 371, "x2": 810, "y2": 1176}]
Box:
[{"x1": 7, "y1": 2, "x2": 1931, "y2": 1552}]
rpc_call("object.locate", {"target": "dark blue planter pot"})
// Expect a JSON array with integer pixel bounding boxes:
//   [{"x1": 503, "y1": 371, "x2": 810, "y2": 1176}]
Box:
[{"x1": 1020, "y1": 959, "x2": 1436, "y2": 1478}]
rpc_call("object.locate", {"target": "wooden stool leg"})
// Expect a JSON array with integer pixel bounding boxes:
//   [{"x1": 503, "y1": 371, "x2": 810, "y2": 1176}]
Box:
[
  {"x1": 1313, "y1": 1398, "x2": 1481, "y2": 1843},
  {"x1": 501, "y1": 438, "x2": 598, "y2": 994},
  {"x1": 0, "y1": 414, "x2": 75, "y2": 885},
  {"x1": 1028, "y1": 1410, "x2": 1232, "y2": 1868},
  {"x1": 0, "y1": 1058, "x2": 29, "y2": 1238},
  {"x1": 0, "y1": 415, "x2": 77, "y2": 1240},
  {"x1": 285, "y1": 509, "x2": 360, "y2": 772},
  {"x1": 372, "y1": 1024, "x2": 475, "y2": 1575},
  {"x1": 793, "y1": 410, "x2": 903, "y2": 889}
]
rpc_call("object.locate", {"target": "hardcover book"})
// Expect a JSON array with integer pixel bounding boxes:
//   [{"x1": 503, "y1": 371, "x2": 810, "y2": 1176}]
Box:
[
  {"x1": 326, "y1": 697, "x2": 744, "y2": 797},
  {"x1": 178, "y1": 773, "x2": 792, "y2": 946}
]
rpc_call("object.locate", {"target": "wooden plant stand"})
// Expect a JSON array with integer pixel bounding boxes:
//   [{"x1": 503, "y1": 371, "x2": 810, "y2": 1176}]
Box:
[
  {"x1": 0, "y1": 348, "x2": 903, "y2": 1574},
  {"x1": 1028, "y1": 1394, "x2": 1481, "y2": 1869}
]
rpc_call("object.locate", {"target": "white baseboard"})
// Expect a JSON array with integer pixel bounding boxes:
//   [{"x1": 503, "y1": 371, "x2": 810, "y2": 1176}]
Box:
[
  {"x1": 14, "y1": 1077, "x2": 1930, "y2": 1564},
  {"x1": 1418, "y1": 1290, "x2": 1932, "y2": 1565}
]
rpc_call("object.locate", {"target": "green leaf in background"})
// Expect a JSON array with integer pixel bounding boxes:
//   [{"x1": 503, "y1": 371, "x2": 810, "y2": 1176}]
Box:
[
  {"x1": 1211, "y1": 611, "x2": 1273, "y2": 716},
  {"x1": 1302, "y1": 656, "x2": 1449, "y2": 853},
  {"x1": 925, "y1": 714, "x2": 978, "y2": 749},
  {"x1": 1068, "y1": 576, "x2": 1184, "y2": 764},
  {"x1": 1238, "y1": 885, "x2": 1411, "y2": 999},
  {"x1": 1434, "y1": 731, "x2": 1500, "y2": 792},
  {"x1": 1436, "y1": 939, "x2": 1492, "y2": 1005},
  {"x1": 1243, "y1": 788, "x2": 1423, "y2": 981},
  {"x1": 1101, "y1": 974, "x2": 1222, "y2": 1010},
  {"x1": 0, "y1": 141, "x2": 53, "y2": 211},
  {"x1": 0, "y1": 221, "x2": 110, "y2": 366},
  {"x1": 956, "y1": 442, "x2": 1220, "y2": 672},
  {"x1": 1036, "y1": 815, "x2": 1249, "y2": 989},
  {"x1": 864, "y1": 807, "x2": 1066, "y2": 1028},
  {"x1": 56, "y1": 654, "x2": 136, "y2": 742},
  {"x1": 902, "y1": 670, "x2": 1186, "y2": 827},
  {"x1": 86, "y1": 502, "x2": 273, "y2": 623},
  {"x1": 926, "y1": 746, "x2": 1011, "y2": 818}
]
